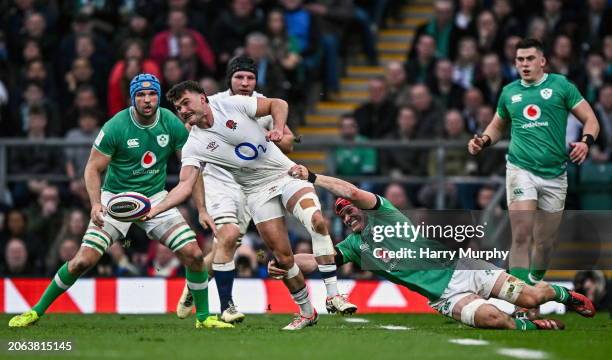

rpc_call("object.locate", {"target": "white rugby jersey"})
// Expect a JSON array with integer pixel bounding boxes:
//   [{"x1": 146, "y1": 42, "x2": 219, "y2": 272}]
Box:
[
  {"x1": 203, "y1": 90, "x2": 273, "y2": 183},
  {"x1": 181, "y1": 95, "x2": 294, "y2": 192}
]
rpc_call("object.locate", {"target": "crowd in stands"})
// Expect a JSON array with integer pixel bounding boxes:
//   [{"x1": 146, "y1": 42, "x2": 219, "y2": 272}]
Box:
[{"x1": 0, "y1": 0, "x2": 611, "y2": 277}]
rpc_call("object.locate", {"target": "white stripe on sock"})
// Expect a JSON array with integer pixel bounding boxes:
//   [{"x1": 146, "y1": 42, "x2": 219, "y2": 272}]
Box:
[
  {"x1": 187, "y1": 281, "x2": 209, "y2": 291},
  {"x1": 212, "y1": 261, "x2": 235, "y2": 271},
  {"x1": 54, "y1": 273, "x2": 69, "y2": 290}
]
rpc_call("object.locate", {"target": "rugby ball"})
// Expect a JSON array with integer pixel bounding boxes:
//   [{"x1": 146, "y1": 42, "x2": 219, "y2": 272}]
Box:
[{"x1": 107, "y1": 192, "x2": 151, "y2": 222}]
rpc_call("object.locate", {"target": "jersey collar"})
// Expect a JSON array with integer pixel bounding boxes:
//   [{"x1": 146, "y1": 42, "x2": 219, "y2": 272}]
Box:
[
  {"x1": 520, "y1": 73, "x2": 548, "y2": 88},
  {"x1": 129, "y1": 107, "x2": 160, "y2": 129}
]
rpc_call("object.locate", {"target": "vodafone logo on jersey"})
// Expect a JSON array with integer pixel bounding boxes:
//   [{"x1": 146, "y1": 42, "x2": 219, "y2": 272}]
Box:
[
  {"x1": 141, "y1": 151, "x2": 157, "y2": 168},
  {"x1": 523, "y1": 104, "x2": 541, "y2": 121}
]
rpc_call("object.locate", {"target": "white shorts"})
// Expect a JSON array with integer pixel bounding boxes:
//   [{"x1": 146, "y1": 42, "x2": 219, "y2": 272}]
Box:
[
  {"x1": 506, "y1": 162, "x2": 568, "y2": 212},
  {"x1": 245, "y1": 175, "x2": 314, "y2": 224},
  {"x1": 429, "y1": 259, "x2": 505, "y2": 318},
  {"x1": 204, "y1": 173, "x2": 251, "y2": 234}
]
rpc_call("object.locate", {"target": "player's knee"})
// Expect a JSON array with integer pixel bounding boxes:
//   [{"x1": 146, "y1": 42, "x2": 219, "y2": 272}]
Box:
[
  {"x1": 512, "y1": 228, "x2": 532, "y2": 245},
  {"x1": 275, "y1": 253, "x2": 295, "y2": 269},
  {"x1": 69, "y1": 255, "x2": 96, "y2": 275},
  {"x1": 310, "y1": 211, "x2": 328, "y2": 235},
  {"x1": 478, "y1": 306, "x2": 510, "y2": 329},
  {"x1": 182, "y1": 249, "x2": 204, "y2": 268}
]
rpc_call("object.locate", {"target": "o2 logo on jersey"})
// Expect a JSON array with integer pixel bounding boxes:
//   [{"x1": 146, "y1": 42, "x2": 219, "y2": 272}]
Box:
[
  {"x1": 141, "y1": 151, "x2": 157, "y2": 168},
  {"x1": 235, "y1": 142, "x2": 266, "y2": 160},
  {"x1": 522, "y1": 104, "x2": 541, "y2": 121}
]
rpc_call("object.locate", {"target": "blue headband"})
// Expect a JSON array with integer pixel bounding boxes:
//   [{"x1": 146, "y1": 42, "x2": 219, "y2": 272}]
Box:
[{"x1": 129, "y1": 73, "x2": 161, "y2": 106}]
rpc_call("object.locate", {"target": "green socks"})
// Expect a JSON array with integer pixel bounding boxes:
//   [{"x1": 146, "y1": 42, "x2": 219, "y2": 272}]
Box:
[
  {"x1": 528, "y1": 268, "x2": 546, "y2": 284},
  {"x1": 551, "y1": 284, "x2": 570, "y2": 304},
  {"x1": 186, "y1": 268, "x2": 210, "y2": 321},
  {"x1": 514, "y1": 318, "x2": 538, "y2": 330},
  {"x1": 32, "y1": 263, "x2": 79, "y2": 316},
  {"x1": 509, "y1": 267, "x2": 534, "y2": 285}
]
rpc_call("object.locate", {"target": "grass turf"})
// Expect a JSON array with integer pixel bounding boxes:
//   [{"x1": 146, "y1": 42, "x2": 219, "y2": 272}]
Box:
[{"x1": 0, "y1": 313, "x2": 610, "y2": 359}]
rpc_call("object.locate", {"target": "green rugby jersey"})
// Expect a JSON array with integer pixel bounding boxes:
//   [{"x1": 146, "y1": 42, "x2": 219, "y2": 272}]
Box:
[
  {"x1": 336, "y1": 196, "x2": 456, "y2": 301},
  {"x1": 496, "y1": 73, "x2": 584, "y2": 178},
  {"x1": 93, "y1": 107, "x2": 188, "y2": 197}
]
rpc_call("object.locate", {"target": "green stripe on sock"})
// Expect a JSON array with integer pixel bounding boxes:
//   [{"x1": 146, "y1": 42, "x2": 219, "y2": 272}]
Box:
[
  {"x1": 551, "y1": 285, "x2": 569, "y2": 304},
  {"x1": 529, "y1": 269, "x2": 546, "y2": 283},
  {"x1": 186, "y1": 268, "x2": 209, "y2": 321},
  {"x1": 509, "y1": 267, "x2": 533, "y2": 285},
  {"x1": 171, "y1": 236, "x2": 196, "y2": 252},
  {"x1": 32, "y1": 263, "x2": 78, "y2": 316},
  {"x1": 514, "y1": 318, "x2": 537, "y2": 330},
  {"x1": 85, "y1": 231, "x2": 110, "y2": 247}
]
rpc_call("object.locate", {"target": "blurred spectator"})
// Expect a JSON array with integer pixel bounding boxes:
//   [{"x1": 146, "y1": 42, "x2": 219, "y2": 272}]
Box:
[
  {"x1": 0, "y1": 209, "x2": 43, "y2": 269},
  {"x1": 461, "y1": 87, "x2": 484, "y2": 133},
  {"x1": 150, "y1": 9, "x2": 215, "y2": 73},
  {"x1": 384, "y1": 61, "x2": 409, "y2": 107},
  {"x1": 427, "y1": 110, "x2": 472, "y2": 176},
  {"x1": 65, "y1": 84, "x2": 100, "y2": 134},
  {"x1": 25, "y1": 185, "x2": 65, "y2": 251},
  {"x1": 384, "y1": 183, "x2": 411, "y2": 209},
  {"x1": 474, "y1": 10, "x2": 503, "y2": 54},
  {"x1": 409, "y1": 84, "x2": 444, "y2": 138},
  {"x1": 583, "y1": 52, "x2": 607, "y2": 103},
  {"x1": 454, "y1": 0, "x2": 479, "y2": 32},
  {"x1": 591, "y1": 83, "x2": 612, "y2": 162},
  {"x1": 475, "y1": 185, "x2": 501, "y2": 211},
  {"x1": 160, "y1": 58, "x2": 184, "y2": 109},
  {"x1": 492, "y1": 0, "x2": 522, "y2": 40},
  {"x1": 381, "y1": 106, "x2": 427, "y2": 177},
  {"x1": 548, "y1": 34, "x2": 584, "y2": 89},
  {"x1": 410, "y1": 0, "x2": 461, "y2": 60},
  {"x1": 349, "y1": 1, "x2": 379, "y2": 66},
  {"x1": 334, "y1": 114, "x2": 377, "y2": 176},
  {"x1": 573, "y1": 270, "x2": 612, "y2": 312},
  {"x1": 474, "y1": 53, "x2": 508, "y2": 106},
  {"x1": 405, "y1": 34, "x2": 437, "y2": 85},
  {"x1": 9, "y1": 107, "x2": 65, "y2": 206},
  {"x1": 110, "y1": 242, "x2": 141, "y2": 276},
  {"x1": 20, "y1": 38, "x2": 44, "y2": 64},
  {"x1": 199, "y1": 77, "x2": 219, "y2": 96},
  {"x1": 112, "y1": 12, "x2": 154, "y2": 52},
  {"x1": 453, "y1": 36, "x2": 479, "y2": 89},
  {"x1": 294, "y1": 239, "x2": 312, "y2": 254},
  {"x1": 46, "y1": 237, "x2": 80, "y2": 274},
  {"x1": 20, "y1": 11, "x2": 57, "y2": 62},
  {"x1": 501, "y1": 35, "x2": 521, "y2": 81},
  {"x1": 604, "y1": 35, "x2": 612, "y2": 78},
  {"x1": 474, "y1": 106, "x2": 506, "y2": 176},
  {"x1": 212, "y1": 0, "x2": 265, "y2": 73},
  {"x1": 65, "y1": 109, "x2": 100, "y2": 187},
  {"x1": 578, "y1": 0, "x2": 612, "y2": 51},
  {"x1": 354, "y1": 77, "x2": 397, "y2": 138},
  {"x1": 540, "y1": 0, "x2": 575, "y2": 38},
  {"x1": 428, "y1": 59, "x2": 465, "y2": 110},
  {"x1": 526, "y1": 17, "x2": 549, "y2": 44},
  {"x1": 2, "y1": 238, "x2": 41, "y2": 276},
  {"x1": 19, "y1": 59, "x2": 57, "y2": 103},
  {"x1": 147, "y1": 242, "x2": 182, "y2": 277},
  {"x1": 63, "y1": 33, "x2": 109, "y2": 107},
  {"x1": 108, "y1": 39, "x2": 161, "y2": 115},
  {"x1": 244, "y1": 32, "x2": 288, "y2": 99},
  {"x1": 178, "y1": 33, "x2": 214, "y2": 81},
  {"x1": 236, "y1": 255, "x2": 255, "y2": 278},
  {"x1": 13, "y1": 81, "x2": 60, "y2": 136},
  {"x1": 58, "y1": 14, "x2": 110, "y2": 79}
]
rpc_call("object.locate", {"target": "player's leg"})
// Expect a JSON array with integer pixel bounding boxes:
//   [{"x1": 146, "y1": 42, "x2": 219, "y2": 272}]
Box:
[
  {"x1": 253, "y1": 199, "x2": 318, "y2": 330},
  {"x1": 284, "y1": 184, "x2": 356, "y2": 314},
  {"x1": 506, "y1": 164, "x2": 539, "y2": 284},
  {"x1": 490, "y1": 273, "x2": 595, "y2": 318},
  {"x1": 9, "y1": 222, "x2": 121, "y2": 327},
  {"x1": 529, "y1": 174, "x2": 567, "y2": 284},
  {"x1": 144, "y1": 207, "x2": 232, "y2": 329},
  {"x1": 212, "y1": 221, "x2": 245, "y2": 323}
]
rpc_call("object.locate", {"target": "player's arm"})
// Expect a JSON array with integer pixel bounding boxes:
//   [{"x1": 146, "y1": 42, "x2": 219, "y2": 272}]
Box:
[
  {"x1": 145, "y1": 165, "x2": 200, "y2": 219},
  {"x1": 276, "y1": 125, "x2": 295, "y2": 154},
  {"x1": 288, "y1": 164, "x2": 378, "y2": 210},
  {"x1": 255, "y1": 97, "x2": 288, "y2": 142},
  {"x1": 468, "y1": 113, "x2": 507, "y2": 155},
  {"x1": 569, "y1": 100, "x2": 600, "y2": 165},
  {"x1": 84, "y1": 148, "x2": 112, "y2": 227}
]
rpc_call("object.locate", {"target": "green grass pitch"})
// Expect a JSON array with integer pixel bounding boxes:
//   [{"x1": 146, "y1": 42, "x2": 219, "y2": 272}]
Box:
[{"x1": 0, "y1": 313, "x2": 610, "y2": 359}]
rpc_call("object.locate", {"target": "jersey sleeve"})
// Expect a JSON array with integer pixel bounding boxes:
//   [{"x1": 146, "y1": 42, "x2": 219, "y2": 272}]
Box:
[
  {"x1": 564, "y1": 79, "x2": 585, "y2": 110},
  {"x1": 93, "y1": 122, "x2": 116, "y2": 157},
  {"x1": 180, "y1": 138, "x2": 204, "y2": 169},
  {"x1": 336, "y1": 236, "x2": 360, "y2": 264},
  {"x1": 168, "y1": 113, "x2": 189, "y2": 150},
  {"x1": 232, "y1": 95, "x2": 258, "y2": 118},
  {"x1": 496, "y1": 88, "x2": 510, "y2": 121}
]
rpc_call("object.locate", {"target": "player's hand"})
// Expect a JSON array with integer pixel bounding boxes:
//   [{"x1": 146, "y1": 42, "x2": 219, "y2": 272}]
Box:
[
  {"x1": 141, "y1": 207, "x2": 159, "y2": 222},
  {"x1": 91, "y1": 203, "x2": 106, "y2": 227},
  {"x1": 569, "y1": 141, "x2": 589, "y2": 165},
  {"x1": 267, "y1": 259, "x2": 287, "y2": 279},
  {"x1": 468, "y1": 134, "x2": 485, "y2": 155},
  {"x1": 198, "y1": 210, "x2": 218, "y2": 235},
  {"x1": 288, "y1": 164, "x2": 308, "y2": 180},
  {"x1": 266, "y1": 129, "x2": 283, "y2": 142}
]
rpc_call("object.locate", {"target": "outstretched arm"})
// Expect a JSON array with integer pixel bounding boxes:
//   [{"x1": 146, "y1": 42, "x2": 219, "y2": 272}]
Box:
[
  {"x1": 468, "y1": 113, "x2": 507, "y2": 155},
  {"x1": 288, "y1": 165, "x2": 378, "y2": 210},
  {"x1": 570, "y1": 100, "x2": 600, "y2": 165},
  {"x1": 145, "y1": 165, "x2": 200, "y2": 219},
  {"x1": 256, "y1": 97, "x2": 288, "y2": 142}
]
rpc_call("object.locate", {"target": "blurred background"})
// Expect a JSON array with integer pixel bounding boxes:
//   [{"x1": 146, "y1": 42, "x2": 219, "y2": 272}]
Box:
[{"x1": 0, "y1": 0, "x2": 611, "y2": 294}]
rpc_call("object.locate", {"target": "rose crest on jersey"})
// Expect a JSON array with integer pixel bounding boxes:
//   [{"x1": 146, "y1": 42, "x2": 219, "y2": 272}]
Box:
[
  {"x1": 522, "y1": 104, "x2": 541, "y2": 121},
  {"x1": 156, "y1": 134, "x2": 169, "y2": 147},
  {"x1": 540, "y1": 88, "x2": 553, "y2": 100},
  {"x1": 226, "y1": 120, "x2": 237, "y2": 130},
  {"x1": 141, "y1": 151, "x2": 157, "y2": 169}
]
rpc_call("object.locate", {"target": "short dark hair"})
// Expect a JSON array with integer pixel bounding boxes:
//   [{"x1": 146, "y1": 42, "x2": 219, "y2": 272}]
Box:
[
  {"x1": 516, "y1": 38, "x2": 544, "y2": 53},
  {"x1": 28, "y1": 105, "x2": 46, "y2": 118},
  {"x1": 166, "y1": 80, "x2": 207, "y2": 104}
]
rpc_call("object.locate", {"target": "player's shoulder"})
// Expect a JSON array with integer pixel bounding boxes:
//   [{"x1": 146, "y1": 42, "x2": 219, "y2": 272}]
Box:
[
  {"x1": 208, "y1": 89, "x2": 232, "y2": 101},
  {"x1": 159, "y1": 107, "x2": 182, "y2": 124},
  {"x1": 102, "y1": 108, "x2": 131, "y2": 131},
  {"x1": 501, "y1": 79, "x2": 522, "y2": 93}
]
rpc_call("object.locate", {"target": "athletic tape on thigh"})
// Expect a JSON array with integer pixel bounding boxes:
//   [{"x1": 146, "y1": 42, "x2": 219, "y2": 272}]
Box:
[
  {"x1": 292, "y1": 193, "x2": 334, "y2": 256},
  {"x1": 286, "y1": 263, "x2": 300, "y2": 279},
  {"x1": 460, "y1": 298, "x2": 487, "y2": 327},
  {"x1": 498, "y1": 277, "x2": 526, "y2": 303},
  {"x1": 82, "y1": 223, "x2": 121, "y2": 254},
  {"x1": 151, "y1": 218, "x2": 196, "y2": 252}
]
